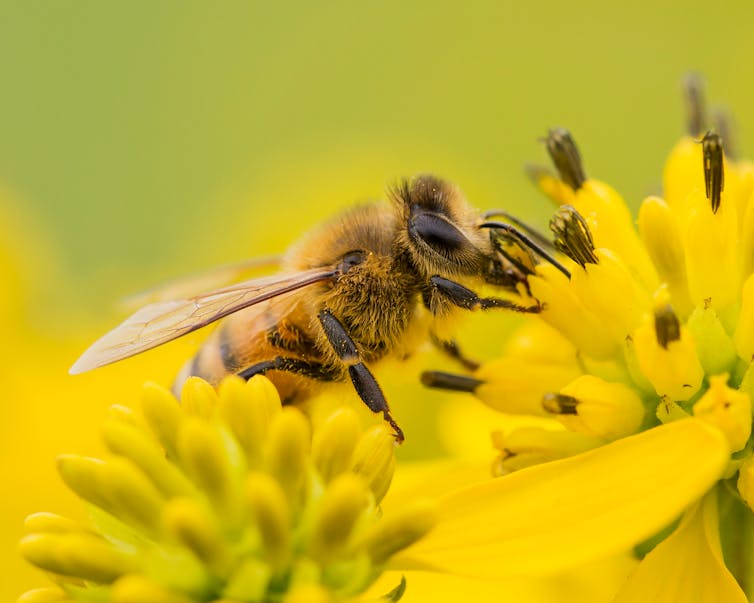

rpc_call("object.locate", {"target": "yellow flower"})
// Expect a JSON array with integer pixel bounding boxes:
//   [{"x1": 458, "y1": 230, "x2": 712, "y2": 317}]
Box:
[
  {"x1": 20, "y1": 376, "x2": 433, "y2": 603},
  {"x1": 414, "y1": 81, "x2": 754, "y2": 601}
]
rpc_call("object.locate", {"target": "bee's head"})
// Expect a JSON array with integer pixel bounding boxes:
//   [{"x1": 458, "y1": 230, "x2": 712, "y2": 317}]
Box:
[{"x1": 391, "y1": 175, "x2": 491, "y2": 277}]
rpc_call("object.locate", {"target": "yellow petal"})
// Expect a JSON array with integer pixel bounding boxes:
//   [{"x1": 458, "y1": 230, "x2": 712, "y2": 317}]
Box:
[
  {"x1": 177, "y1": 418, "x2": 238, "y2": 514},
  {"x1": 393, "y1": 419, "x2": 728, "y2": 577},
  {"x1": 111, "y1": 575, "x2": 196, "y2": 603},
  {"x1": 246, "y1": 471, "x2": 292, "y2": 569},
  {"x1": 282, "y1": 584, "x2": 332, "y2": 603},
  {"x1": 101, "y1": 418, "x2": 196, "y2": 499},
  {"x1": 19, "y1": 532, "x2": 137, "y2": 583},
  {"x1": 218, "y1": 375, "x2": 281, "y2": 465},
  {"x1": 162, "y1": 498, "x2": 233, "y2": 578},
  {"x1": 264, "y1": 407, "x2": 311, "y2": 506},
  {"x1": 573, "y1": 180, "x2": 658, "y2": 290},
  {"x1": 612, "y1": 491, "x2": 747, "y2": 603},
  {"x1": 372, "y1": 552, "x2": 639, "y2": 603},
  {"x1": 733, "y1": 273, "x2": 754, "y2": 361},
  {"x1": 502, "y1": 321, "x2": 579, "y2": 365},
  {"x1": 549, "y1": 375, "x2": 645, "y2": 441},
  {"x1": 663, "y1": 137, "x2": 705, "y2": 218},
  {"x1": 638, "y1": 196, "x2": 693, "y2": 316},
  {"x1": 491, "y1": 426, "x2": 603, "y2": 474},
  {"x1": 17, "y1": 588, "x2": 71, "y2": 603},
  {"x1": 350, "y1": 424, "x2": 395, "y2": 503},
  {"x1": 180, "y1": 376, "x2": 219, "y2": 418},
  {"x1": 739, "y1": 188, "x2": 754, "y2": 278},
  {"x1": 309, "y1": 473, "x2": 370, "y2": 563},
  {"x1": 311, "y1": 408, "x2": 361, "y2": 484},
  {"x1": 474, "y1": 355, "x2": 580, "y2": 416},
  {"x1": 570, "y1": 249, "x2": 650, "y2": 345},
  {"x1": 530, "y1": 264, "x2": 618, "y2": 359},
  {"x1": 633, "y1": 318, "x2": 704, "y2": 402},
  {"x1": 223, "y1": 559, "x2": 272, "y2": 602},
  {"x1": 683, "y1": 190, "x2": 740, "y2": 310},
  {"x1": 382, "y1": 459, "x2": 492, "y2": 515},
  {"x1": 360, "y1": 499, "x2": 437, "y2": 564}
]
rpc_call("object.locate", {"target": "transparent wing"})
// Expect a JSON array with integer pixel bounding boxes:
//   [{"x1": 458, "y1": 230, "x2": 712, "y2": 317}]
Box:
[
  {"x1": 70, "y1": 267, "x2": 337, "y2": 374},
  {"x1": 120, "y1": 255, "x2": 282, "y2": 310}
]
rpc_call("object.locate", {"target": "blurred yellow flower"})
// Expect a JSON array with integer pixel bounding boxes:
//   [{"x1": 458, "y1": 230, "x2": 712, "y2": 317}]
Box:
[{"x1": 20, "y1": 376, "x2": 432, "y2": 603}]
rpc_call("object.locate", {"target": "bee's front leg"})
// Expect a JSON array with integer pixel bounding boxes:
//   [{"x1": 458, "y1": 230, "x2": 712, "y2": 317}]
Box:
[
  {"x1": 317, "y1": 309, "x2": 404, "y2": 443},
  {"x1": 429, "y1": 275, "x2": 540, "y2": 313}
]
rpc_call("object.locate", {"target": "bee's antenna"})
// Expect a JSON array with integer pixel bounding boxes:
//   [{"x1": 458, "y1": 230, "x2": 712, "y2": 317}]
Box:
[
  {"x1": 480, "y1": 221, "x2": 571, "y2": 279},
  {"x1": 482, "y1": 210, "x2": 556, "y2": 251}
]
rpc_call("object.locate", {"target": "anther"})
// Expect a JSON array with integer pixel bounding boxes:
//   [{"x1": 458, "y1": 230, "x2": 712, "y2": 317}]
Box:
[
  {"x1": 549, "y1": 205, "x2": 598, "y2": 268},
  {"x1": 544, "y1": 128, "x2": 586, "y2": 190},
  {"x1": 701, "y1": 131, "x2": 724, "y2": 214},
  {"x1": 420, "y1": 371, "x2": 483, "y2": 393},
  {"x1": 541, "y1": 392, "x2": 580, "y2": 415},
  {"x1": 654, "y1": 303, "x2": 681, "y2": 349},
  {"x1": 683, "y1": 73, "x2": 707, "y2": 138}
]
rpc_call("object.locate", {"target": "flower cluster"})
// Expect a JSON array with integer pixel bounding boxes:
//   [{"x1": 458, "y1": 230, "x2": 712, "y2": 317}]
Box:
[
  {"x1": 19, "y1": 376, "x2": 432, "y2": 603},
  {"x1": 460, "y1": 96, "x2": 754, "y2": 597}
]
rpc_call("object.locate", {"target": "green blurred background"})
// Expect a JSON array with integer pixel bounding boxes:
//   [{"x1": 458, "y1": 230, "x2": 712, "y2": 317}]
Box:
[{"x1": 2, "y1": 0, "x2": 754, "y2": 599}]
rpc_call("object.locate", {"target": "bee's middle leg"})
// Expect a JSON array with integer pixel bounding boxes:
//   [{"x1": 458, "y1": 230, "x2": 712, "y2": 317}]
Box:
[{"x1": 317, "y1": 309, "x2": 404, "y2": 443}]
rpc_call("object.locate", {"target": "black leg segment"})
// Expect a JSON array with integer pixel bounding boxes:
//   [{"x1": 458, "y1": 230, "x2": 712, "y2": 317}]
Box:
[
  {"x1": 318, "y1": 309, "x2": 404, "y2": 443},
  {"x1": 237, "y1": 357, "x2": 340, "y2": 382},
  {"x1": 430, "y1": 275, "x2": 540, "y2": 313}
]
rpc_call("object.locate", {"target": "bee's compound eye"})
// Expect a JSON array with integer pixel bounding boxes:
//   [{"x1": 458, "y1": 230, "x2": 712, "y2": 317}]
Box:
[
  {"x1": 338, "y1": 250, "x2": 367, "y2": 273},
  {"x1": 410, "y1": 211, "x2": 467, "y2": 254}
]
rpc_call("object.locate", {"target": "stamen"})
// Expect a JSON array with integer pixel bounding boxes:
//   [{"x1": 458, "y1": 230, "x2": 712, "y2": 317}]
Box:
[
  {"x1": 683, "y1": 73, "x2": 707, "y2": 138},
  {"x1": 481, "y1": 221, "x2": 571, "y2": 279},
  {"x1": 701, "y1": 131, "x2": 724, "y2": 214},
  {"x1": 544, "y1": 128, "x2": 586, "y2": 190},
  {"x1": 524, "y1": 163, "x2": 556, "y2": 184},
  {"x1": 541, "y1": 392, "x2": 579, "y2": 415},
  {"x1": 549, "y1": 205, "x2": 598, "y2": 268},
  {"x1": 420, "y1": 371, "x2": 483, "y2": 393},
  {"x1": 654, "y1": 303, "x2": 681, "y2": 349}
]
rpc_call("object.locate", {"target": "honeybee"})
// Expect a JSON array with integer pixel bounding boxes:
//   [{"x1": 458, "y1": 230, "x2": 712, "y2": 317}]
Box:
[{"x1": 71, "y1": 175, "x2": 556, "y2": 442}]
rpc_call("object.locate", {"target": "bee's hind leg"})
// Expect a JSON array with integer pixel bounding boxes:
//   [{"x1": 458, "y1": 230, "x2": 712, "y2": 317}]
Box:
[{"x1": 318, "y1": 309, "x2": 404, "y2": 443}]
